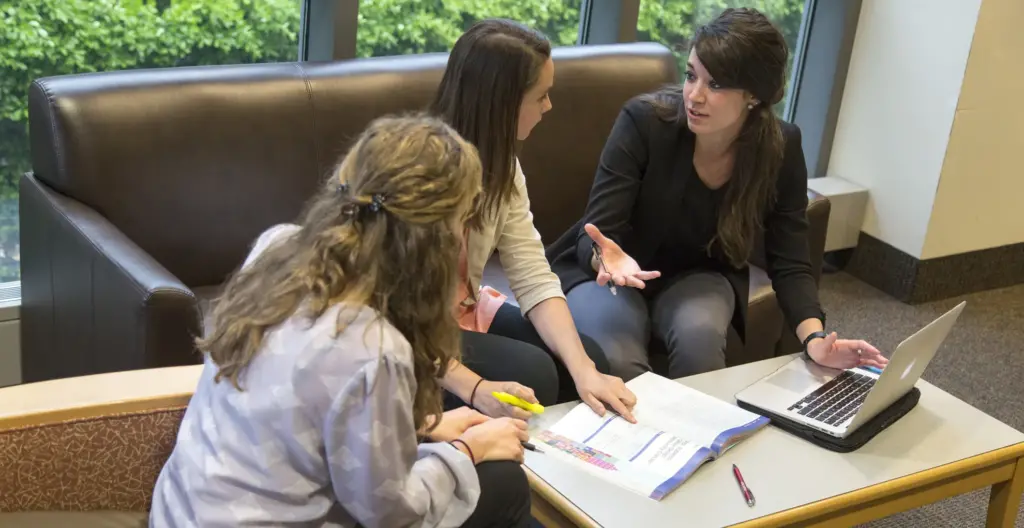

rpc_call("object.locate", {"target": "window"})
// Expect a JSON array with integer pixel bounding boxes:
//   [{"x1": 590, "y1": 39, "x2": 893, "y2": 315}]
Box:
[
  {"x1": 357, "y1": 0, "x2": 583, "y2": 58},
  {"x1": 637, "y1": 0, "x2": 808, "y2": 116},
  {"x1": 0, "y1": 0, "x2": 304, "y2": 283}
]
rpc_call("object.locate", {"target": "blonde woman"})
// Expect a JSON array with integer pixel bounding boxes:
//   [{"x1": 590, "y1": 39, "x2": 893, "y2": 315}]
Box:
[{"x1": 151, "y1": 115, "x2": 531, "y2": 528}]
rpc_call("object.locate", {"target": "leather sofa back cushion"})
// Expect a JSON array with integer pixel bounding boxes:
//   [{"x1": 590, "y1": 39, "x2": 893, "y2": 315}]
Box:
[
  {"x1": 29, "y1": 66, "x2": 322, "y2": 287},
  {"x1": 29, "y1": 43, "x2": 678, "y2": 287}
]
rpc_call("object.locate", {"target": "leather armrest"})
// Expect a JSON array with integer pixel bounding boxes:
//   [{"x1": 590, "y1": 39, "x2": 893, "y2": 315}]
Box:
[
  {"x1": 805, "y1": 189, "x2": 832, "y2": 284},
  {"x1": 775, "y1": 190, "x2": 831, "y2": 355},
  {"x1": 19, "y1": 173, "x2": 203, "y2": 383}
]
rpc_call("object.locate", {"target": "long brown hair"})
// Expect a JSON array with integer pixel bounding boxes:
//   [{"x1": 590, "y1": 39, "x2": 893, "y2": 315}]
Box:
[
  {"x1": 643, "y1": 8, "x2": 788, "y2": 268},
  {"x1": 198, "y1": 114, "x2": 482, "y2": 432},
  {"x1": 430, "y1": 18, "x2": 551, "y2": 229}
]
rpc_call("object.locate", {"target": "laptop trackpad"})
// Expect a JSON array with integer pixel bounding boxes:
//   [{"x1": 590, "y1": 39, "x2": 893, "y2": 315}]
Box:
[{"x1": 767, "y1": 367, "x2": 817, "y2": 392}]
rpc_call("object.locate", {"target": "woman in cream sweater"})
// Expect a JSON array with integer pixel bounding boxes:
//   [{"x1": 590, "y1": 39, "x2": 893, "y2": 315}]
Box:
[{"x1": 430, "y1": 19, "x2": 637, "y2": 421}]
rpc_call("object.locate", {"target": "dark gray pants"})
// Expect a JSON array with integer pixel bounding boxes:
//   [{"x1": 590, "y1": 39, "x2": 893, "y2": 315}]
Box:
[{"x1": 566, "y1": 271, "x2": 735, "y2": 381}]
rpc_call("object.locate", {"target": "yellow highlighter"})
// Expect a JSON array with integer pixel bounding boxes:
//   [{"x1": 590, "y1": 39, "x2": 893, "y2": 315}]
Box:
[{"x1": 492, "y1": 392, "x2": 545, "y2": 414}]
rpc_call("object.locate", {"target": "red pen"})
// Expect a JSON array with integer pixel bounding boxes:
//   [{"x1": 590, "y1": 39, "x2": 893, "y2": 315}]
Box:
[{"x1": 732, "y1": 464, "x2": 755, "y2": 507}]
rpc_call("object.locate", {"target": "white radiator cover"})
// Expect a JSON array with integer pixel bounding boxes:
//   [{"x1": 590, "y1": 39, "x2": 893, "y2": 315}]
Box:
[
  {"x1": 808, "y1": 176, "x2": 870, "y2": 252},
  {"x1": 0, "y1": 281, "x2": 21, "y2": 387}
]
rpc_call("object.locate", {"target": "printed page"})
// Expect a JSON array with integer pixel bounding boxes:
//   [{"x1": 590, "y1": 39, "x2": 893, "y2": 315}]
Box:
[
  {"x1": 626, "y1": 372, "x2": 769, "y2": 453},
  {"x1": 534, "y1": 403, "x2": 712, "y2": 500}
]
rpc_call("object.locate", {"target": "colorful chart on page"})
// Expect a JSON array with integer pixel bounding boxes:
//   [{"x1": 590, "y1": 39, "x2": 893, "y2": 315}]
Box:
[{"x1": 535, "y1": 430, "x2": 619, "y2": 471}]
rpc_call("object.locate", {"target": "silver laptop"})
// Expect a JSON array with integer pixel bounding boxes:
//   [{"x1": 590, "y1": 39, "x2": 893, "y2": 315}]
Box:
[{"x1": 736, "y1": 301, "x2": 966, "y2": 439}]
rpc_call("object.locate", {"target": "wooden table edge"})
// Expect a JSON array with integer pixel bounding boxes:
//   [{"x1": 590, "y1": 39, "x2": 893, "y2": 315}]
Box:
[
  {"x1": 729, "y1": 441, "x2": 1024, "y2": 527},
  {"x1": 525, "y1": 442, "x2": 1024, "y2": 528},
  {"x1": 525, "y1": 465, "x2": 599, "y2": 528}
]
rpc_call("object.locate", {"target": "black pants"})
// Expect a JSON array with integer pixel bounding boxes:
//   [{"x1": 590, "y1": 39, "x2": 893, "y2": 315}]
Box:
[
  {"x1": 460, "y1": 460, "x2": 532, "y2": 528},
  {"x1": 452, "y1": 303, "x2": 610, "y2": 406}
]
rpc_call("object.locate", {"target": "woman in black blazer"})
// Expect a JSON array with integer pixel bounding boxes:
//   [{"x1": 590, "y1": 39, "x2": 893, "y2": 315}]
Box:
[{"x1": 547, "y1": 8, "x2": 888, "y2": 381}]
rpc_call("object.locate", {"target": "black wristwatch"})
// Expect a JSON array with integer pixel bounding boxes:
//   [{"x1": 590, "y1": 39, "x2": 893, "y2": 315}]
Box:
[{"x1": 802, "y1": 331, "x2": 828, "y2": 361}]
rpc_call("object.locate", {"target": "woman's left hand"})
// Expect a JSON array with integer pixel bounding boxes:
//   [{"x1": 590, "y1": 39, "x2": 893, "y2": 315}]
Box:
[
  {"x1": 807, "y1": 332, "x2": 889, "y2": 371},
  {"x1": 424, "y1": 407, "x2": 491, "y2": 443}
]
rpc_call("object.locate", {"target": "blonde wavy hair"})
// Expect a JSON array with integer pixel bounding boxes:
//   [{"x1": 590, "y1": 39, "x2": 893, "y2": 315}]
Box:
[{"x1": 198, "y1": 114, "x2": 482, "y2": 431}]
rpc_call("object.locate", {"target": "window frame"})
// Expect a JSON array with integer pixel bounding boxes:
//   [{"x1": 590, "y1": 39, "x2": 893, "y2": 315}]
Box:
[
  {"x1": 785, "y1": 0, "x2": 864, "y2": 178},
  {"x1": 578, "y1": 0, "x2": 639, "y2": 44},
  {"x1": 302, "y1": 0, "x2": 359, "y2": 61},
  {"x1": 300, "y1": 0, "x2": 862, "y2": 175}
]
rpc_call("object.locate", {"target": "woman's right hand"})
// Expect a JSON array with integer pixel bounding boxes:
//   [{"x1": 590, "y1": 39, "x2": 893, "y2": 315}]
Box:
[
  {"x1": 458, "y1": 417, "x2": 530, "y2": 463},
  {"x1": 472, "y1": 380, "x2": 537, "y2": 420},
  {"x1": 585, "y1": 223, "x2": 661, "y2": 289}
]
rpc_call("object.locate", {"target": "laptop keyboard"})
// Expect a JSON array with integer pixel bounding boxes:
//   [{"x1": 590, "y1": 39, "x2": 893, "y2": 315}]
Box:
[{"x1": 787, "y1": 370, "x2": 875, "y2": 427}]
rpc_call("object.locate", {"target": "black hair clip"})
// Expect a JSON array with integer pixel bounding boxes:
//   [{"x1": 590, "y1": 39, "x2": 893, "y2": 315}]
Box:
[
  {"x1": 337, "y1": 183, "x2": 350, "y2": 195},
  {"x1": 369, "y1": 193, "x2": 386, "y2": 212},
  {"x1": 339, "y1": 202, "x2": 359, "y2": 218}
]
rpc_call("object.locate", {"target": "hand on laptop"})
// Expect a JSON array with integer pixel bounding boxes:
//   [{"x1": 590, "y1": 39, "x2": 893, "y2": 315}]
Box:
[{"x1": 807, "y1": 332, "x2": 889, "y2": 370}]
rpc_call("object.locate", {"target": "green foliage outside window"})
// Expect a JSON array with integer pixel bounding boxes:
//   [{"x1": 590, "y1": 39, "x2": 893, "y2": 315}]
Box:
[
  {"x1": 0, "y1": 0, "x2": 804, "y2": 283},
  {"x1": 0, "y1": 0, "x2": 302, "y2": 283}
]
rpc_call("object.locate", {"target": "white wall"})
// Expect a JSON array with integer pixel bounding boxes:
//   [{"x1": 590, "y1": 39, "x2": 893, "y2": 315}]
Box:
[
  {"x1": 827, "y1": 0, "x2": 982, "y2": 259},
  {"x1": 923, "y1": 0, "x2": 1024, "y2": 259}
]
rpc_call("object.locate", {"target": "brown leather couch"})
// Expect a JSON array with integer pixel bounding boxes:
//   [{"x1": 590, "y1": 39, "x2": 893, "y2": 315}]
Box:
[{"x1": 20, "y1": 42, "x2": 830, "y2": 383}]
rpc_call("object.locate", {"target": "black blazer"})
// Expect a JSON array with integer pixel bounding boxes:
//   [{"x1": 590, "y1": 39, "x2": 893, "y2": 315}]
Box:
[{"x1": 547, "y1": 96, "x2": 824, "y2": 342}]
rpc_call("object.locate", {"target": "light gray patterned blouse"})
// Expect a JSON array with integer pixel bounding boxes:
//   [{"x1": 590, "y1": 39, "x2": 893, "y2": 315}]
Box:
[{"x1": 150, "y1": 224, "x2": 480, "y2": 527}]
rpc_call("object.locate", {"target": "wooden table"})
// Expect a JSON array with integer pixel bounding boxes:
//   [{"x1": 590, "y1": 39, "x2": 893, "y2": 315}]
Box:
[{"x1": 524, "y1": 355, "x2": 1024, "y2": 528}]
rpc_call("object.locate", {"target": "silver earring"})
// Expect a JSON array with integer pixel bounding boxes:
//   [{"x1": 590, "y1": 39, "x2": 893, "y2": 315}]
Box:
[{"x1": 747, "y1": 102, "x2": 756, "y2": 110}]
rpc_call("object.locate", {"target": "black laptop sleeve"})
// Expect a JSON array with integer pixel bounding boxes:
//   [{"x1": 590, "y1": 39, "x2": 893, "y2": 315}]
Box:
[{"x1": 737, "y1": 387, "x2": 921, "y2": 453}]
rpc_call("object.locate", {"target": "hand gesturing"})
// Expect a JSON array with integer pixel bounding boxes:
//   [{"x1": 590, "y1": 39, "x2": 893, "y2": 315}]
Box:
[{"x1": 587, "y1": 223, "x2": 660, "y2": 289}]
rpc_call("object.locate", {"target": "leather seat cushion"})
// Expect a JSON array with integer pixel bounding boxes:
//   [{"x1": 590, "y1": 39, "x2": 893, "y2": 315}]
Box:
[
  {"x1": 0, "y1": 511, "x2": 147, "y2": 528},
  {"x1": 744, "y1": 265, "x2": 784, "y2": 362},
  {"x1": 483, "y1": 253, "x2": 515, "y2": 305}
]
